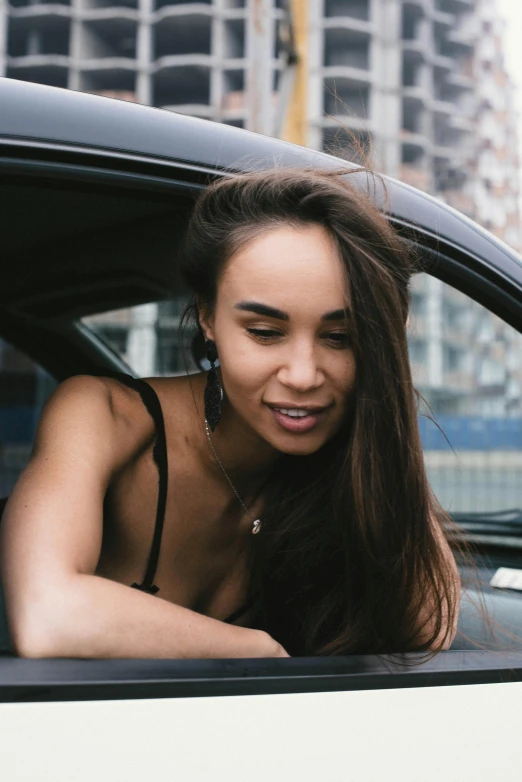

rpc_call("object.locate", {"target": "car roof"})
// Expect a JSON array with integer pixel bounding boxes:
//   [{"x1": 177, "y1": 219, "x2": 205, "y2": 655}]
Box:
[{"x1": 1, "y1": 77, "x2": 522, "y2": 292}]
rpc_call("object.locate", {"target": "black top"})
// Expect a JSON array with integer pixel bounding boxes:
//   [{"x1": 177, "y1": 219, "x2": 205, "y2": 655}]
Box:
[
  {"x1": 102, "y1": 372, "x2": 255, "y2": 626},
  {"x1": 109, "y1": 372, "x2": 167, "y2": 597}
]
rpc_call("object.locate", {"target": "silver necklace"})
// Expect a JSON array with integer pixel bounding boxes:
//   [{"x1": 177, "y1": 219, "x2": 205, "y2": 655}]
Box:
[{"x1": 204, "y1": 419, "x2": 262, "y2": 535}]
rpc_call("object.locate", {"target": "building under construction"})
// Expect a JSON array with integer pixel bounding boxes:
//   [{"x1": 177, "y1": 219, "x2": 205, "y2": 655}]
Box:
[
  {"x1": 2, "y1": 0, "x2": 522, "y2": 431},
  {"x1": 1, "y1": 0, "x2": 519, "y2": 248}
]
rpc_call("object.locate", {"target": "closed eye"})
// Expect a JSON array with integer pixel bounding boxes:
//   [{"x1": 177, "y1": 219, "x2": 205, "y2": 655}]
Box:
[
  {"x1": 246, "y1": 328, "x2": 282, "y2": 340},
  {"x1": 324, "y1": 332, "x2": 351, "y2": 347},
  {"x1": 247, "y1": 328, "x2": 351, "y2": 347}
]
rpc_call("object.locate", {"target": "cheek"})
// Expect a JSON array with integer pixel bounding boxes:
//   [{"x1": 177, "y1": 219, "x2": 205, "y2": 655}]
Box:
[
  {"x1": 327, "y1": 351, "x2": 356, "y2": 391},
  {"x1": 219, "y1": 345, "x2": 273, "y2": 401}
]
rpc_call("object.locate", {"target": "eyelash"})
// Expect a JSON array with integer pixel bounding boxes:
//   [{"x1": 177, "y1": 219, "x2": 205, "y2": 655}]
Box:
[{"x1": 246, "y1": 328, "x2": 351, "y2": 348}]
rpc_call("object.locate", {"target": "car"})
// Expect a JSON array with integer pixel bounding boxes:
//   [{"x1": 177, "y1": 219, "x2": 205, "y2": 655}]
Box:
[{"x1": 1, "y1": 77, "x2": 522, "y2": 781}]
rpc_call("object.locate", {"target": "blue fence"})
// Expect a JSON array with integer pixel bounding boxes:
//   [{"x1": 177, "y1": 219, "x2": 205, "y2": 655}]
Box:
[
  {"x1": 3, "y1": 408, "x2": 522, "y2": 510},
  {"x1": 3, "y1": 408, "x2": 522, "y2": 451},
  {"x1": 418, "y1": 415, "x2": 522, "y2": 451}
]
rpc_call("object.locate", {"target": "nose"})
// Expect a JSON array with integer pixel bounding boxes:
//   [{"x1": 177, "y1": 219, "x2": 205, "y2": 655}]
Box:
[{"x1": 277, "y1": 340, "x2": 324, "y2": 392}]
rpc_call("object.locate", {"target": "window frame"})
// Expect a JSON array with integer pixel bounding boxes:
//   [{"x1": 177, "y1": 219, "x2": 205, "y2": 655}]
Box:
[
  {"x1": 3, "y1": 144, "x2": 522, "y2": 698},
  {"x1": 1, "y1": 652, "x2": 522, "y2": 703}
]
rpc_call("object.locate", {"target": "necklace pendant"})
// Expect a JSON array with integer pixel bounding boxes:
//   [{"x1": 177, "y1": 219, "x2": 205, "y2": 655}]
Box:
[{"x1": 252, "y1": 519, "x2": 262, "y2": 535}]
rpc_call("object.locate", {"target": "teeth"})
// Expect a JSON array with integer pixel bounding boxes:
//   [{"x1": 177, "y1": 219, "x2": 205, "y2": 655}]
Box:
[{"x1": 277, "y1": 408, "x2": 311, "y2": 418}]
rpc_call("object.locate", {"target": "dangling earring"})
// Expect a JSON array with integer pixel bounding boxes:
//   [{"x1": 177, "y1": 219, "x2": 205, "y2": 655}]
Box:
[{"x1": 204, "y1": 339, "x2": 223, "y2": 431}]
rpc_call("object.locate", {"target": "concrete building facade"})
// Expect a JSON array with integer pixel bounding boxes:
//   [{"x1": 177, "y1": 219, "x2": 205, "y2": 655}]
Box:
[
  {"x1": 2, "y1": 1, "x2": 518, "y2": 229},
  {"x1": 2, "y1": 0, "x2": 522, "y2": 421},
  {"x1": 0, "y1": 0, "x2": 283, "y2": 131}
]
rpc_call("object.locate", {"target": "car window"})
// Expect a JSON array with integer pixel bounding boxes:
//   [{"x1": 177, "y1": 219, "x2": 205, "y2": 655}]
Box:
[
  {"x1": 0, "y1": 339, "x2": 57, "y2": 652},
  {"x1": 408, "y1": 272, "x2": 522, "y2": 515},
  {"x1": 0, "y1": 338, "x2": 57, "y2": 497},
  {"x1": 82, "y1": 298, "x2": 200, "y2": 377},
  {"x1": 83, "y1": 277, "x2": 522, "y2": 520}
]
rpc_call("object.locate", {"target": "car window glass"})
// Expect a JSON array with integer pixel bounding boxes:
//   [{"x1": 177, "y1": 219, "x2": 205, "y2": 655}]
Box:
[
  {"x1": 0, "y1": 339, "x2": 57, "y2": 652},
  {"x1": 408, "y1": 273, "x2": 522, "y2": 515},
  {"x1": 82, "y1": 298, "x2": 199, "y2": 377},
  {"x1": 0, "y1": 339, "x2": 57, "y2": 497},
  {"x1": 83, "y1": 279, "x2": 522, "y2": 519}
]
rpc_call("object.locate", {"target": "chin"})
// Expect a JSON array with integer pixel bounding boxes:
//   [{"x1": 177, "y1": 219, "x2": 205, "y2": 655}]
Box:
[{"x1": 269, "y1": 432, "x2": 330, "y2": 457}]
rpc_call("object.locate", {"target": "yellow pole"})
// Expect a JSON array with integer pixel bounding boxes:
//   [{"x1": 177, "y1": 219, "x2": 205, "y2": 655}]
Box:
[{"x1": 282, "y1": 0, "x2": 308, "y2": 146}]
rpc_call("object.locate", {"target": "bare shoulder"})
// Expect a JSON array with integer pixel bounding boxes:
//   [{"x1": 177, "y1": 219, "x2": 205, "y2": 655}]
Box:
[
  {"x1": 139, "y1": 372, "x2": 205, "y2": 429},
  {"x1": 34, "y1": 374, "x2": 157, "y2": 473}
]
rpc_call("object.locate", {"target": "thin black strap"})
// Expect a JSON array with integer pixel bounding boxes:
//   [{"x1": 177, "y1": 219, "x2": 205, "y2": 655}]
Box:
[{"x1": 101, "y1": 372, "x2": 168, "y2": 595}]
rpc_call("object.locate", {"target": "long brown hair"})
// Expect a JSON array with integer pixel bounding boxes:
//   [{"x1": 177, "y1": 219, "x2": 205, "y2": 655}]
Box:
[{"x1": 178, "y1": 165, "x2": 462, "y2": 657}]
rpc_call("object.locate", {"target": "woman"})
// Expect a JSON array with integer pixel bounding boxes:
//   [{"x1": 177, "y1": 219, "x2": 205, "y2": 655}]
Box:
[{"x1": 0, "y1": 166, "x2": 460, "y2": 658}]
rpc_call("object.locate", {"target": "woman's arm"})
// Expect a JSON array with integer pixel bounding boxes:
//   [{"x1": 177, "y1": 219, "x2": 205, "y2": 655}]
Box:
[{"x1": 0, "y1": 376, "x2": 287, "y2": 659}]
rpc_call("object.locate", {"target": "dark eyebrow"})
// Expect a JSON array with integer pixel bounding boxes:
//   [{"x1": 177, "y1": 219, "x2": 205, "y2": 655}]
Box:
[
  {"x1": 322, "y1": 308, "x2": 350, "y2": 322},
  {"x1": 234, "y1": 301, "x2": 289, "y2": 321},
  {"x1": 234, "y1": 301, "x2": 350, "y2": 322}
]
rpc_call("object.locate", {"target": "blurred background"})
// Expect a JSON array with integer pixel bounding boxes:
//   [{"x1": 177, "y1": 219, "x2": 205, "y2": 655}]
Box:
[
  {"x1": 2, "y1": 0, "x2": 522, "y2": 514},
  {"x1": 1, "y1": 0, "x2": 520, "y2": 239}
]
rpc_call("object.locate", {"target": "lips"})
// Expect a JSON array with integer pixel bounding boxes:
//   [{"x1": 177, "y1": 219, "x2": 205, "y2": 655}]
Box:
[{"x1": 266, "y1": 403, "x2": 332, "y2": 433}]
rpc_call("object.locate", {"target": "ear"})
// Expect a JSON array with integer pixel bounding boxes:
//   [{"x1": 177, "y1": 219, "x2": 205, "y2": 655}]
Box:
[{"x1": 196, "y1": 296, "x2": 215, "y2": 343}]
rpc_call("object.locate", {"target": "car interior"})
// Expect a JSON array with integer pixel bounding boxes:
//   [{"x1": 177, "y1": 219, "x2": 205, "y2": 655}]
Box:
[{"x1": 2, "y1": 173, "x2": 522, "y2": 657}]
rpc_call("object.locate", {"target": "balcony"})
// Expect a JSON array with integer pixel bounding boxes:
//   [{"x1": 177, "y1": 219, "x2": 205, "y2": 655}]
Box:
[
  {"x1": 401, "y1": 0, "x2": 431, "y2": 11},
  {"x1": 322, "y1": 114, "x2": 371, "y2": 132},
  {"x1": 400, "y1": 129, "x2": 432, "y2": 152},
  {"x1": 323, "y1": 76, "x2": 371, "y2": 121},
  {"x1": 222, "y1": 16, "x2": 245, "y2": 59},
  {"x1": 446, "y1": 71, "x2": 474, "y2": 91},
  {"x1": 84, "y1": 0, "x2": 138, "y2": 7},
  {"x1": 322, "y1": 57, "x2": 372, "y2": 83},
  {"x1": 431, "y1": 9, "x2": 454, "y2": 28},
  {"x1": 323, "y1": 15, "x2": 373, "y2": 35},
  {"x1": 433, "y1": 144, "x2": 469, "y2": 172},
  {"x1": 80, "y1": 17, "x2": 137, "y2": 61},
  {"x1": 6, "y1": 5, "x2": 70, "y2": 87},
  {"x1": 402, "y1": 84, "x2": 430, "y2": 107},
  {"x1": 402, "y1": 0, "x2": 425, "y2": 42},
  {"x1": 322, "y1": 125, "x2": 373, "y2": 163},
  {"x1": 436, "y1": 0, "x2": 474, "y2": 11},
  {"x1": 152, "y1": 60, "x2": 211, "y2": 108},
  {"x1": 82, "y1": 7, "x2": 138, "y2": 22},
  {"x1": 448, "y1": 113, "x2": 474, "y2": 133},
  {"x1": 402, "y1": 38, "x2": 426, "y2": 64},
  {"x1": 6, "y1": 56, "x2": 69, "y2": 87},
  {"x1": 8, "y1": 3, "x2": 72, "y2": 22},
  {"x1": 154, "y1": 9, "x2": 212, "y2": 60},
  {"x1": 9, "y1": 0, "x2": 71, "y2": 6},
  {"x1": 152, "y1": 52, "x2": 214, "y2": 71},
  {"x1": 79, "y1": 65, "x2": 136, "y2": 94},
  {"x1": 222, "y1": 0, "x2": 247, "y2": 18},
  {"x1": 324, "y1": 0, "x2": 370, "y2": 22},
  {"x1": 323, "y1": 26, "x2": 371, "y2": 70},
  {"x1": 155, "y1": 0, "x2": 212, "y2": 8},
  {"x1": 7, "y1": 11, "x2": 71, "y2": 58},
  {"x1": 432, "y1": 53, "x2": 454, "y2": 72},
  {"x1": 446, "y1": 26, "x2": 476, "y2": 51},
  {"x1": 431, "y1": 98, "x2": 454, "y2": 115}
]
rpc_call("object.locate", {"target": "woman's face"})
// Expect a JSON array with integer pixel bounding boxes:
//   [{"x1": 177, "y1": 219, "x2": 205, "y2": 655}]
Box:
[{"x1": 200, "y1": 223, "x2": 356, "y2": 456}]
